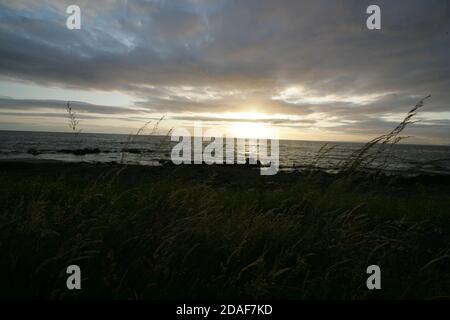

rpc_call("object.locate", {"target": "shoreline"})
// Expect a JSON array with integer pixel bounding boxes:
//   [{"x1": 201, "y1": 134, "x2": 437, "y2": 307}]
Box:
[{"x1": 1, "y1": 159, "x2": 450, "y2": 186}]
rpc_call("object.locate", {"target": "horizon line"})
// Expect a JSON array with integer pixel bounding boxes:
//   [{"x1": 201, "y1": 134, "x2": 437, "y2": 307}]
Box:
[{"x1": 1, "y1": 128, "x2": 449, "y2": 148}]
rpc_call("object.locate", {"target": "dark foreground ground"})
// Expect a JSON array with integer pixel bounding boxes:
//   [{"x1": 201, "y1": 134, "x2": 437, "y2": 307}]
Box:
[{"x1": 0, "y1": 161, "x2": 449, "y2": 299}]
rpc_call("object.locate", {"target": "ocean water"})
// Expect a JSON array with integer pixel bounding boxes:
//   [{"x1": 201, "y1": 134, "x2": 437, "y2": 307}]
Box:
[{"x1": 1, "y1": 130, "x2": 450, "y2": 175}]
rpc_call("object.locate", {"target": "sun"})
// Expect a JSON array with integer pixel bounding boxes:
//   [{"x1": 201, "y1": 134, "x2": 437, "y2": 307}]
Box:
[{"x1": 227, "y1": 122, "x2": 276, "y2": 139}]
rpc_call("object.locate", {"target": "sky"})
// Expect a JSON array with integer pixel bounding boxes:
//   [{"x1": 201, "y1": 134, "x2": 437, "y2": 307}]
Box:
[{"x1": 0, "y1": 0, "x2": 449, "y2": 144}]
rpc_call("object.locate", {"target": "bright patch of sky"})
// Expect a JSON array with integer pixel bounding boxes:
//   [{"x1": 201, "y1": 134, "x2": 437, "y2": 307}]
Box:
[{"x1": 0, "y1": 79, "x2": 138, "y2": 108}]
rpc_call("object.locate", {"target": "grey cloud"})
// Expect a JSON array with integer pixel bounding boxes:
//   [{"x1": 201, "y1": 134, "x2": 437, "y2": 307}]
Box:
[
  {"x1": 0, "y1": 98, "x2": 145, "y2": 114},
  {"x1": 2, "y1": 0, "x2": 448, "y2": 93},
  {"x1": 325, "y1": 117, "x2": 450, "y2": 143},
  {"x1": 169, "y1": 115, "x2": 317, "y2": 126}
]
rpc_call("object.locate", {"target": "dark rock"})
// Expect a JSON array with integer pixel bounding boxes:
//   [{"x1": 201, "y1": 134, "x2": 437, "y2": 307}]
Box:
[
  {"x1": 27, "y1": 148, "x2": 41, "y2": 156},
  {"x1": 121, "y1": 148, "x2": 142, "y2": 154},
  {"x1": 58, "y1": 148, "x2": 101, "y2": 155}
]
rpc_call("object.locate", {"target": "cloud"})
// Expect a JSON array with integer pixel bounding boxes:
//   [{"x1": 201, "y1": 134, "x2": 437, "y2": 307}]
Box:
[
  {"x1": 168, "y1": 114, "x2": 317, "y2": 126},
  {"x1": 0, "y1": 0, "x2": 449, "y2": 142},
  {"x1": 0, "y1": 97, "x2": 145, "y2": 114}
]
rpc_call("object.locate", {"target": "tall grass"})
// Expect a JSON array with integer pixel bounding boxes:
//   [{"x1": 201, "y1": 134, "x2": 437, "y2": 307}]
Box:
[
  {"x1": 339, "y1": 95, "x2": 431, "y2": 174},
  {"x1": 66, "y1": 102, "x2": 81, "y2": 135},
  {"x1": 0, "y1": 162, "x2": 449, "y2": 299},
  {"x1": 119, "y1": 115, "x2": 168, "y2": 164}
]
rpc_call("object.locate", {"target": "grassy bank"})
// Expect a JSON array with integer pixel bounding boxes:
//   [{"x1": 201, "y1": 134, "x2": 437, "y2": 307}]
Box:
[{"x1": 0, "y1": 161, "x2": 449, "y2": 299}]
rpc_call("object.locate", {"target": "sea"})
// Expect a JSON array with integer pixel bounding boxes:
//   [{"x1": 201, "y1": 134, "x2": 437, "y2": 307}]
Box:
[{"x1": 1, "y1": 130, "x2": 450, "y2": 175}]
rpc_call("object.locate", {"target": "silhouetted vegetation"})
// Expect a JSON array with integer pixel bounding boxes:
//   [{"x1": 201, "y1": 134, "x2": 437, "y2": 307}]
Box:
[{"x1": 0, "y1": 163, "x2": 449, "y2": 299}]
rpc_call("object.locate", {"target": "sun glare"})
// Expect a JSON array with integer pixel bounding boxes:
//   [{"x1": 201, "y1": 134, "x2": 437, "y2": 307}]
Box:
[
  {"x1": 221, "y1": 112, "x2": 269, "y2": 121},
  {"x1": 227, "y1": 122, "x2": 276, "y2": 139}
]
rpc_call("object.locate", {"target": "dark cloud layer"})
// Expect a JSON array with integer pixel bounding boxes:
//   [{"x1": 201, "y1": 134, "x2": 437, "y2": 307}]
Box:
[
  {"x1": 0, "y1": 0, "x2": 449, "y2": 142},
  {"x1": 0, "y1": 98, "x2": 144, "y2": 114}
]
